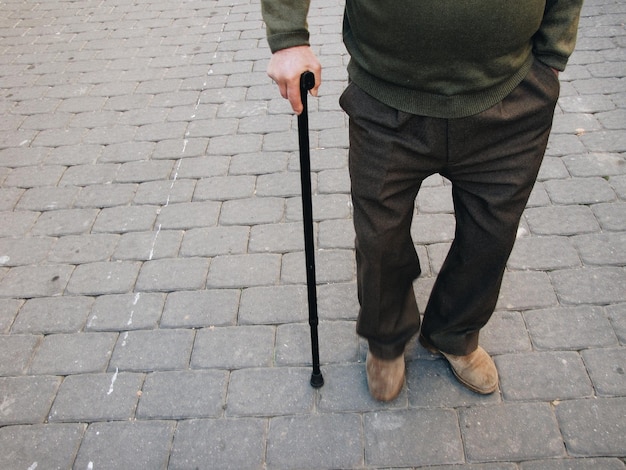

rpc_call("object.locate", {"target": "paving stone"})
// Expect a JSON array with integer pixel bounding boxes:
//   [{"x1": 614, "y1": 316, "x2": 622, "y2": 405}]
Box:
[
  {"x1": 137, "y1": 370, "x2": 227, "y2": 419},
  {"x1": 12, "y1": 296, "x2": 92, "y2": 334},
  {"x1": 31, "y1": 208, "x2": 99, "y2": 236},
  {"x1": 496, "y1": 351, "x2": 593, "y2": 401},
  {"x1": 91, "y1": 205, "x2": 158, "y2": 233},
  {"x1": 281, "y1": 249, "x2": 355, "y2": 284},
  {"x1": 0, "y1": 236, "x2": 55, "y2": 267},
  {"x1": 581, "y1": 347, "x2": 626, "y2": 396},
  {"x1": 86, "y1": 292, "x2": 165, "y2": 331},
  {"x1": 191, "y1": 325, "x2": 275, "y2": 369},
  {"x1": 563, "y1": 153, "x2": 626, "y2": 177},
  {"x1": 48, "y1": 233, "x2": 119, "y2": 264},
  {"x1": 180, "y1": 225, "x2": 249, "y2": 257},
  {"x1": 0, "y1": 334, "x2": 40, "y2": 376},
  {"x1": 461, "y1": 403, "x2": 565, "y2": 462},
  {"x1": 572, "y1": 232, "x2": 626, "y2": 266},
  {"x1": 544, "y1": 177, "x2": 616, "y2": 205},
  {"x1": 524, "y1": 205, "x2": 600, "y2": 235},
  {"x1": 592, "y1": 202, "x2": 626, "y2": 231},
  {"x1": 411, "y1": 213, "x2": 456, "y2": 243},
  {"x1": 248, "y1": 221, "x2": 305, "y2": 253},
  {"x1": 479, "y1": 311, "x2": 532, "y2": 354},
  {"x1": 524, "y1": 306, "x2": 618, "y2": 350},
  {"x1": 364, "y1": 409, "x2": 464, "y2": 468},
  {"x1": 74, "y1": 183, "x2": 137, "y2": 208},
  {"x1": 0, "y1": 211, "x2": 39, "y2": 237},
  {"x1": 0, "y1": 376, "x2": 61, "y2": 425},
  {"x1": 0, "y1": 264, "x2": 73, "y2": 298},
  {"x1": 15, "y1": 185, "x2": 80, "y2": 211},
  {"x1": 4, "y1": 165, "x2": 66, "y2": 188},
  {"x1": 0, "y1": 423, "x2": 86, "y2": 470},
  {"x1": 48, "y1": 372, "x2": 144, "y2": 422},
  {"x1": 229, "y1": 151, "x2": 289, "y2": 175},
  {"x1": 115, "y1": 159, "x2": 174, "y2": 183},
  {"x1": 317, "y1": 281, "x2": 360, "y2": 321},
  {"x1": 286, "y1": 193, "x2": 352, "y2": 221},
  {"x1": 268, "y1": 413, "x2": 363, "y2": 469},
  {"x1": 226, "y1": 367, "x2": 315, "y2": 416},
  {"x1": 134, "y1": 179, "x2": 195, "y2": 205},
  {"x1": 496, "y1": 271, "x2": 558, "y2": 311},
  {"x1": 0, "y1": 298, "x2": 22, "y2": 334},
  {"x1": 170, "y1": 418, "x2": 266, "y2": 470},
  {"x1": 607, "y1": 303, "x2": 626, "y2": 344},
  {"x1": 156, "y1": 201, "x2": 221, "y2": 229},
  {"x1": 74, "y1": 420, "x2": 175, "y2": 470},
  {"x1": 219, "y1": 197, "x2": 284, "y2": 225},
  {"x1": 256, "y1": 171, "x2": 308, "y2": 197},
  {"x1": 161, "y1": 288, "x2": 239, "y2": 328},
  {"x1": 555, "y1": 397, "x2": 626, "y2": 457},
  {"x1": 193, "y1": 175, "x2": 256, "y2": 201},
  {"x1": 206, "y1": 253, "x2": 281, "y2": 288},
  {"x1": 113, "y1": 229, "x2": 183, "y2": 261},
  {"x1": 275, "y1": 320, "x2": 359, "y2": 365},
  {"x1": 136, "y1": 257, "x2": 209, "y2": 292},
  {"x1": 59, "y1": 163, "x2": 118, "y2": 186},
  {"x1": 110, "y1": 329, "x2": 194, "y2": 372},
  {"x1": 520, "y1": 458, "x2": 626, "y2": 470},
  {"x1": 551, "y1": 267, "x2": 626, "y2": 305},
  {"x1": 66, "y1": 261, "x2": 140, "y2": 295},
  {"x1": 99, "y1": 141, "x2": 155, "y2": 163},
  {"x1": 508, "y1": 235, "x2": 580, "y2": 270},
  {"x1": 30, "y1": 332, "x2": 117, "y2": 375},
  {"x1": 238, "y1": 284, "x2": 307, "y2": 325}
]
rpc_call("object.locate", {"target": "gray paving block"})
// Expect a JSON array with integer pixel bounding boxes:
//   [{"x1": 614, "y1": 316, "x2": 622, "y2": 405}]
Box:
[
  {"x1": 74, "y1": 183, "x2": 137, "y2": 208},
  {"x1": 573, "y1": 232, "x2": 626, "y2": 266},
  {"x1": 318, "y1": 218, "x2": 355, "y2": 249},
  {"x1": 248, "y1": 221, "x2": 305, "y2": 253},
  {"x1": 563, "y1": 153, "x2": 626, "y2": 177},
  {"x1": 206, "y1": 253, "x2": 281, "y2": 288},
  {"x1": 48, "y1": 372, "x2": 143, "y2": 422},
  {"x1": 156, "y1": 201, "x2": 221, "y2": 230},
  {"x1": 281, "y1": 249, "x2": 355, "y2": 284},
  {"x1": 170, "y1": 418, "x2": 266, "y2": 470},
  {"x1": 607, "y1": 303, "x2": 626, "y2": 344},
  {"x1": 137, "y1": 370, "x2": 227, "y2": 419},
  {"x1": 0, "y1": 376, "x2": 61, "y2": 425},
  {"x1": 191, "y1": 325, "x2": 275, "y2": 369},
  {"x1": 0, "y1": 211, "x2": 39, "y2": 237},
  {"x1": 15, "y1": 185, "x2": 80, "y2": 211},
  {"x1": 275, "y1": 320, "x2": 359, "y2": 365},
  {"x1": 480, "y1": 311, "x2": 532, "y2": 354},
  {"x1": 364, "y1": 409, "x2": 464, "y2": 468},
  {"x1": 411, "y1": 213, "x2": 456, "y2": 244},
  {"x1": 525, "y1": 305, "x2": 618, "y2": 350},
  {"x1": 581, "y1": 347, "x2": 626, "y2": 397},
  {"x1": 74, "y1": 420, "x2": 175, "y2": 470},
  {"x1": 0, "y1": 236, "x2": 55, "y2": 266},
  {"x1": 30, "y1": 332, "x2": 117, "y2": 375},
  {"x1": 285, "y1": 193, "x2": 352, "y2": 221},
  {"x1": 99, "y1": 141, "x2": 155, "y2": 163},
  {"x1": 256, "y1": 171, "x2": 307, "y2": 197},
  {"x1": 592, "y1": 202, "x2": 626, "y2": 231},
  {"x1": 0, "y1": 423, "x2": 86, "y2": 470},
  {"x1": 461, "y1": 403, "x2": 565, "y2": 462},
  {"x1": 555, "y1": 397, "x2": 626, "y2": 457},
  {"x1": 161, "y1": 288, "x2": 239, "y2": 328},
  {"x1": 180, "y1": 225, "x2": 250, "y2": 257},
  {"x1": 194, "y1": 175, "x2": 256, "y2": 200},
  {"x1": 0, "y1": 299, "x2": 22, "y2": 334},
  {"x1": 238, "y1": 284, "x2": 307, "y2": 325},
  {"x1": 508, "y1": 236, "x2": 580, "y2": 270},
  {"x1": 229, "y1": 151, "x2": 289, "y2": 175},
  {"x1": 226, "y1": 367, "x2": 315, "y2": 417},
  {"x1": 521, "y1": 458, "x2": 626, "y2": 470},
  {"x1": 86, "y1": 292, "x2": 165, "y2": 331},
  {"x1": 496, "y1": 351, "x2": 593, "y2": 401},
  {"x1": 59, "y1": 164, "x2": 118, "y2": 186},
  {"x1": 524, "y1": 205, "x2": 600, "y2": 235},
  {"x1": 136, "y1": 257, "x2": 209, "y2": 291},
  {"x1": 0, "y1": 188, "x2": 23, "y2": 211},
  {"x1": 31, "y1": 208, "x2": 99, "y2": 236},
  {"x1": 0, "y1": 335, "x2": 40, "y2": 376},
  {"x1": 134, "y1": 179, "x2": 195, "y2": 205},
  {"x1": 48, "y1": 233, "x2": 119, "y2": 264},
  {"x1": 317, "y1": 281, "x2": 359, "y2": 321},
  {"x1": 113, "y1": 229, "x2": 183, "y2": 261},
  {"x1": 66, "y1": 261, "x2": 140, "y2": 295},
  {"x1": 406, "y1": 358, "x2": 500, "y2": 408},
  {"x1": 496, "y1": 271, "x2": 558, "y2": 311},
  {"x1": 4, "y1": 165, "x2": 66, "y2": 188},
  {"x1": 92, "y1": 205, "x2": 158, "y2": 233},
  {"x1": 0, "y1": 264, "x2": 73, "y2": 298},
  {"x1": 544, "y1": 177, "x2": 616, "y2": 205},
  {"x1": 268, "y1": 413, "x2": 363, "y2": 469},
  {"x1": 109, "y1": 329, "x2": 194, "y2": 372},
  {"x1": 219, "y1": 197, "x2": 285, "y2": 225},
  {"x1": 317, "y1": 363, "x2": 408, "y2": 412},
  {"x1": 551, "y1": 267, "x2": 626, "y2": 305}
]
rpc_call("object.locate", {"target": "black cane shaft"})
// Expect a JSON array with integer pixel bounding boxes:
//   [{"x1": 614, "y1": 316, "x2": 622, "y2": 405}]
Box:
[{"x1": 298, "y1": 71, "x2": 324, "y2": 388}]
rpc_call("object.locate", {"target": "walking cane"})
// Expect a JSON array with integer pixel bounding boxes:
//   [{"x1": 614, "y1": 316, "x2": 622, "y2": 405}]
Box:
[{"x1": 297, "y1": 71, "x2": 324, "y2": 388}]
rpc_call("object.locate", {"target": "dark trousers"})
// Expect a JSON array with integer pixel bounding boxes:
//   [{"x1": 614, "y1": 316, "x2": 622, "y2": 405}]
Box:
[{"x1": 340, "y1": 59, "x2": 561, "y2": 359}]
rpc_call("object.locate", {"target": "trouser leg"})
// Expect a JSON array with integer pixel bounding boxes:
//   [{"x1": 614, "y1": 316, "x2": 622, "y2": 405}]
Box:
[{"x1": 421, "y1": 59, "x2": 561, "y2": 355}]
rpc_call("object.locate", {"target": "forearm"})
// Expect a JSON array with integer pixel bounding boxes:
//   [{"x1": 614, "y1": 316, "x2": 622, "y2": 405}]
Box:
[
  {"x1": 533, "y1": 0, "x2": 584, "y2": 71},
  {"x1": 261, "y1": 0, "x2": 311, "y2": 52}
]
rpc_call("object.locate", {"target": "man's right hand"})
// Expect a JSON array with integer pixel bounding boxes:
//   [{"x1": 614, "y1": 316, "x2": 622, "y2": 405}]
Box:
[{"x1": 267, "y1": 45, "x2": 322, "y2": 115}]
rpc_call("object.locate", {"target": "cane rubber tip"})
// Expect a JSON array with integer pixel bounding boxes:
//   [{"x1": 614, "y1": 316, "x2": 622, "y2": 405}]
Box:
[
  {"x1": 310, "y1": 372, "x2": 324, "y2": 388},
  {"x1": 301, "y1": 71, "x2": 315, "y2": 92}
]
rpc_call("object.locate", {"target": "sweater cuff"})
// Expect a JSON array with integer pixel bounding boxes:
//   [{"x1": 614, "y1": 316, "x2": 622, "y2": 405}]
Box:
[{"x1": 267, "y1": 31, "x2": 310, "y2": 54}]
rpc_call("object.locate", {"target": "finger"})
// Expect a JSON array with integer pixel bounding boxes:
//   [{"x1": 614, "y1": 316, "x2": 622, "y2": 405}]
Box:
[{"x1": 287, "y1": 81, "x2": 303, "y2": 115}]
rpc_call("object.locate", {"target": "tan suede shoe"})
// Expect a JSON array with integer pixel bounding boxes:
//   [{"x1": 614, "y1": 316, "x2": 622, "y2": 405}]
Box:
[
  {"x1": 365, "y1": 351, "x2": 405, "y2": 402},
  {"x1": 419, "y1": 335, "x2": 498, "y2": 394}
]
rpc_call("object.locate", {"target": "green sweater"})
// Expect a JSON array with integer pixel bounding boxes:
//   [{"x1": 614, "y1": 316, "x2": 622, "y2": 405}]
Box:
[{"x1": 261, "y1": 0, "x2": 583, "y2": 118}]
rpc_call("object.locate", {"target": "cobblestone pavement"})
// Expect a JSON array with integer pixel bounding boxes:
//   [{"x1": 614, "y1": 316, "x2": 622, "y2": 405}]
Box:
[{"x1": 0, "y1": 0, "x2": 625, "y2": 468}]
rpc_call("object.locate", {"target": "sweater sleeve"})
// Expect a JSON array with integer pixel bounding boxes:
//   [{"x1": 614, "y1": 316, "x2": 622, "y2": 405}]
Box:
[
  {"x1": 261, "y1": 0, "x2": 311, "y2": 53},
  {"x1": 533, "y1": 0, "x2": 584, "y2": 71}
]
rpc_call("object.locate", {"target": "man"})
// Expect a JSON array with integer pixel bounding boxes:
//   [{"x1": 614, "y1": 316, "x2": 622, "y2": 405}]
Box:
[{"x1": 261, "y1": 0, "x2": 583, "y2": 401}]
